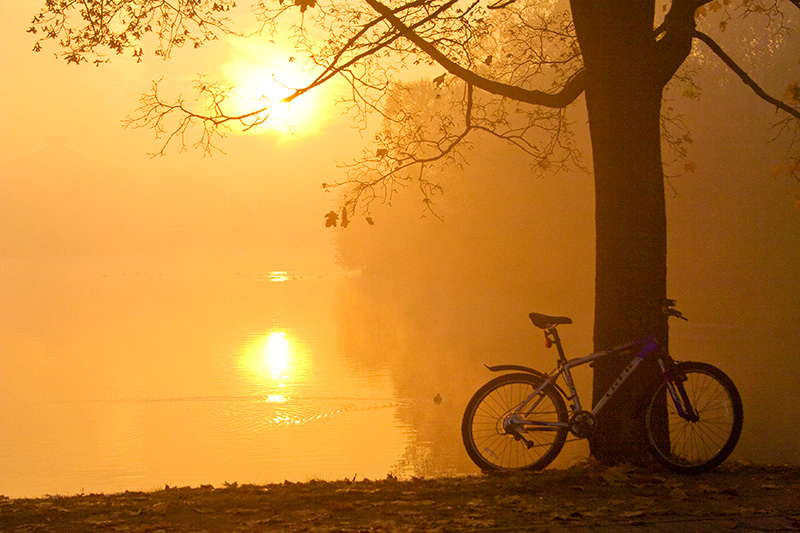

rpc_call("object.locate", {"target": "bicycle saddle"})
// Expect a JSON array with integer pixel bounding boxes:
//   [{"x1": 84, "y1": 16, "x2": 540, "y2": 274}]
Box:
[{"x1": 529, "y1": 312, "x2": 573, "y2": 329}]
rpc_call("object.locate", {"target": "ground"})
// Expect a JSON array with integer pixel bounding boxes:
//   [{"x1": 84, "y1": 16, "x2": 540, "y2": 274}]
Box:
[{"x1": 2, "y1": 463, "x2": 799, "y2": 532}]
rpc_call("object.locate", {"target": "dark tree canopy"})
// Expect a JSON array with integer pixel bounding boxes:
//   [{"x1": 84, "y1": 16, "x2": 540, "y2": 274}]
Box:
[
  {"x1": 28, "y1": 0, "x2": 800, "y2": 463},
  {"x1": 27, "y1": 0, "x2": 800, "y2": 196}
]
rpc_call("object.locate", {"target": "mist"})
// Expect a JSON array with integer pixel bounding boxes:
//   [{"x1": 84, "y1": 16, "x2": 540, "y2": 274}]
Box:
[
  {"x1": 333, "y1": 53, "x2": 800, "y2": 467},
  {"x1": 1, "y1": 0, "x2": 799, "y2": 499}
]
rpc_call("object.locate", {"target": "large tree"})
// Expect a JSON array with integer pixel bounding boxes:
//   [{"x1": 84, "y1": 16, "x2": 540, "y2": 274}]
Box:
[{"x1": 29, "y1": 0, "x2": 800, "y2": 462}]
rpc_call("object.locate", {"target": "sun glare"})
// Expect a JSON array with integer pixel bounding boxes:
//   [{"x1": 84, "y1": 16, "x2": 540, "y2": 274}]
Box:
[
  {"x1": 240, "y1": 330, "x2": 305, "y2": 387},
  {"x1": 266, "y1": 332, "x2": 290, "y2": 378},
  {"x1": 222, "y1": 39, "x2": 332, "y2": 137}
]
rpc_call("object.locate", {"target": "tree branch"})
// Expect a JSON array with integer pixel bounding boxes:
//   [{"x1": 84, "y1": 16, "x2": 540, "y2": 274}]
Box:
[
  {"x1": 363, "y1": 0, "x2": 585, "y2": 108},
  {"x1": 693, "y1": 30, "x2": 800, "y2": 121},
  {"x1": 288, "y1": 0, "x2": 461, "y2": 103},
  {"x1": 29, "y1": 0, "x2": 238, "y2": 64},
  {"x1": 652, "y1": 0, "x2": 698, "y2": 86}
]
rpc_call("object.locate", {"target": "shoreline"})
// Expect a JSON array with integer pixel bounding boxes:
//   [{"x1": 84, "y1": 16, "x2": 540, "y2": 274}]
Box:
[{"x1": 2, "y1": 463, "x2": 799, "y2": 532}]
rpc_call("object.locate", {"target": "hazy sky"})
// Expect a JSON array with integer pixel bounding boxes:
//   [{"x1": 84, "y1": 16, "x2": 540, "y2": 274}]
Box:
[
  {"x1": 2, "y1": 0, "x2": 798, "y2": 324},
  {"x1": 0, "y1": 0, "x2": 369, "y2": 272},
  {"x1": 0, "y1": 1, "x2": 351, "y2": 155}
]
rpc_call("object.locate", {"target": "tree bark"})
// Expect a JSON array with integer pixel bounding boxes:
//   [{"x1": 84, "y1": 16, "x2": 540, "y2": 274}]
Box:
[
  {"x1": 571, "y1": 0, "x2": 669, "y2": 463},
  {"x1": 586, "y1": 85, "x2": 668, "y2": 462}
]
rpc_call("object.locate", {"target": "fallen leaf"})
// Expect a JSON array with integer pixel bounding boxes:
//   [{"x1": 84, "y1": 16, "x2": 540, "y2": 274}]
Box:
[
  {"x1": 601, "y1": 464, "x2": 632, "y2": 484},
  {"x1": 669, "y1": 487, "x2": 688, "y2": 500}
]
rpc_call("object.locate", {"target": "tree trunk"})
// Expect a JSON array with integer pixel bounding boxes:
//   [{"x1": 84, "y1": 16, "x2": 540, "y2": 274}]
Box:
[
  {"x1": 571, "y1": 0, "x2": 669, "y2": 463},
  {"x1": 586, "y1": 85, "x2": 668, "y2": 463}
]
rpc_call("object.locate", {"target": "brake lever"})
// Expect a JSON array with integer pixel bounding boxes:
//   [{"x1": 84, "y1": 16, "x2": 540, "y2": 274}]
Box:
[{"x1": 668, "y1": 308, "x2": 688, "y2": 321}]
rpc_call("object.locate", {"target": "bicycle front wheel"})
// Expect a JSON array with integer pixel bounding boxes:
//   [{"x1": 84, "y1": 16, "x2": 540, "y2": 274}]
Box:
[
  {"x1": 645, "y1": 361, "x2": 743, "y2": 474},
  {"x1": 462, "y1": 373, "x2": 568, "y2": 472}
]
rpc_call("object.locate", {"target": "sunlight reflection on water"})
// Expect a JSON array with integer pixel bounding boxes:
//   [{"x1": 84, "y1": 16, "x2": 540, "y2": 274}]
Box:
[{"x1": 0, "y1": 261, "x2": 429, "y2": 498}]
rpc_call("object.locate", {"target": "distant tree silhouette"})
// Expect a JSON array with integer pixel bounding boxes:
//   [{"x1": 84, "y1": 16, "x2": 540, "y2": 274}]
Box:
[{"x1": 29, "y1": 0, "x2": 800, "y2": 463}]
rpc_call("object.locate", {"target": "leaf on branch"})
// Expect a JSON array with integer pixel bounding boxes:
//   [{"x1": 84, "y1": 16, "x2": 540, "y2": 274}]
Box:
[
  {"x1": 695, "y1": 5, "x2": 708, "y2": 18},
  {"x1": 433, "y1": 73, "x2": 446, "y2": 87},
  {"x1": 366, "y1": 217, "x2": 375, "y2": 225},
  {"x1": 484, "y1": 55, "x2": 493, "y2": 66},
  {"x1": 324, "y1": 211, "x2": 339, "y2": 227},
  {"x1": 784, "y1": 81, "x2": 800, "y2": 104},
  {"x1": 376, "y1": 148, "x2": 389, "y2": 158},
  {"x1": 293, "y1": 0, "x2": 317, "y2": 12}
]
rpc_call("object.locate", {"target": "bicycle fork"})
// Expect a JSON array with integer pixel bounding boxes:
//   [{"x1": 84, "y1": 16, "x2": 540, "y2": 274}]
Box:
[{"x1": 658, "y1": 359, "x2": 699, "y2": 423}]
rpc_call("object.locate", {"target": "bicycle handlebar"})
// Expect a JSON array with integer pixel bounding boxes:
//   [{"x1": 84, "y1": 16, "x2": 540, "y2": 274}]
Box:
[{"x1": 664, "y1": 299, "x2": 688, "y2": 321}]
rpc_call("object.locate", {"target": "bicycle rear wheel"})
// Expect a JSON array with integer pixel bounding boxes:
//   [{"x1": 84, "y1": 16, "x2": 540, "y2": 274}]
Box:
[
  {"x1": 645, "y1": 361, "x2": 743, "y2": 474},
  {"x1": 462, "y1": 373, "x2": 568, "y2": 472}
]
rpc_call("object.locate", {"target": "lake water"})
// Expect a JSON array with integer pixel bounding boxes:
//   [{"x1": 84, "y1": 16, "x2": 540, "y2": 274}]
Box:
[
  {"x1": 3, "y1": 255, "x2": 798, "y2": 499},
  {"x1": 0, "y1": 257, "x2": 479, "y2": 498}
]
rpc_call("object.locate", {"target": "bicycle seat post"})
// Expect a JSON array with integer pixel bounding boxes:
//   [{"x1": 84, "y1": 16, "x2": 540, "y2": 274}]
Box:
[
  {"x1": 529, "y1": 312, "x2": 572, "y2": 364},
  {"x1": 545, "y1": 326, "x2": 568, "y2": 364}
]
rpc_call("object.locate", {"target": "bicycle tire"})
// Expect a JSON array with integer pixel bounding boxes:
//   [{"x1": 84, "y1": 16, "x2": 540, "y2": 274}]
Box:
[
  {"x1": 645, "y1": 361, "x2": 743, "y2": 474},
  {"x1": 462, "y1": 373, "x2": 568, "y2": 472}
]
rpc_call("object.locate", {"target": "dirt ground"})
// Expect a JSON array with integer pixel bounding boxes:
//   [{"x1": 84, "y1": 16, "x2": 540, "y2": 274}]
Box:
[{"x1": 2, "y1": 463, "x2": 799, "y2": 532}]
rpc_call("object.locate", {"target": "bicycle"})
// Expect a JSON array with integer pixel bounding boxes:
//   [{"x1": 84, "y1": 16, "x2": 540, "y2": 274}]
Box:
[{"x1": 461, "y1": 301, "x2": 743, "y2": 474}]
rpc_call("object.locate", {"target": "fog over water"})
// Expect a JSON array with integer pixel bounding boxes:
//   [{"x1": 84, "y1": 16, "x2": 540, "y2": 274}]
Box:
[{"x1": 1, "y1": 0, "x2": 799, "y2": 499}]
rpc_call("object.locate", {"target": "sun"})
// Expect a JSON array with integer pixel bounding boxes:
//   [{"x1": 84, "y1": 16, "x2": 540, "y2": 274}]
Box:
[{"x1": 222, "y1": 38, "x2": 332, "y2": 137}]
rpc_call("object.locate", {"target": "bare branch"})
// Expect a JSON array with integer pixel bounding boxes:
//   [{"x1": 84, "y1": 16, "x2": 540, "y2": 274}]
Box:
[
  {"x1": 287, "y1": 0, "x2": 464, "y2": 104},
  {"x1": 487, "y1": 0, "x2": 517, "y2": 9},
  {"x1": 327, "y1": 62, "x2": 583, "y2": 221},
  {"x1": 363, "y1": 0, "x2": 585, "y2": 108},
  {"x1": 693, "y1": 30, "x2": 800, "y2": 121},
  {"x1": 123, "y1": 78, "x2": 273, "y2": 156}
]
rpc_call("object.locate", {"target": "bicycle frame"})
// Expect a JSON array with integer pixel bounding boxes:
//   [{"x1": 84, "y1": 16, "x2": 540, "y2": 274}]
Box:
[
  {"x1": 560, "y1": 335, "x2": 657, "y2": 415},
  {"x1": 516, "y1": 331, "x2": 695, "y2": 430}
]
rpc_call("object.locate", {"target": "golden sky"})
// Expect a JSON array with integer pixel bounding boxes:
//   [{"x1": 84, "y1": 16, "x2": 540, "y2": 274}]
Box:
[
  {"x1": 0, "y1": 1, "x2": 347, "y2": 158},
  {"x1": 0, "y1": 0, "x2": 368, "y2": 271}
]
